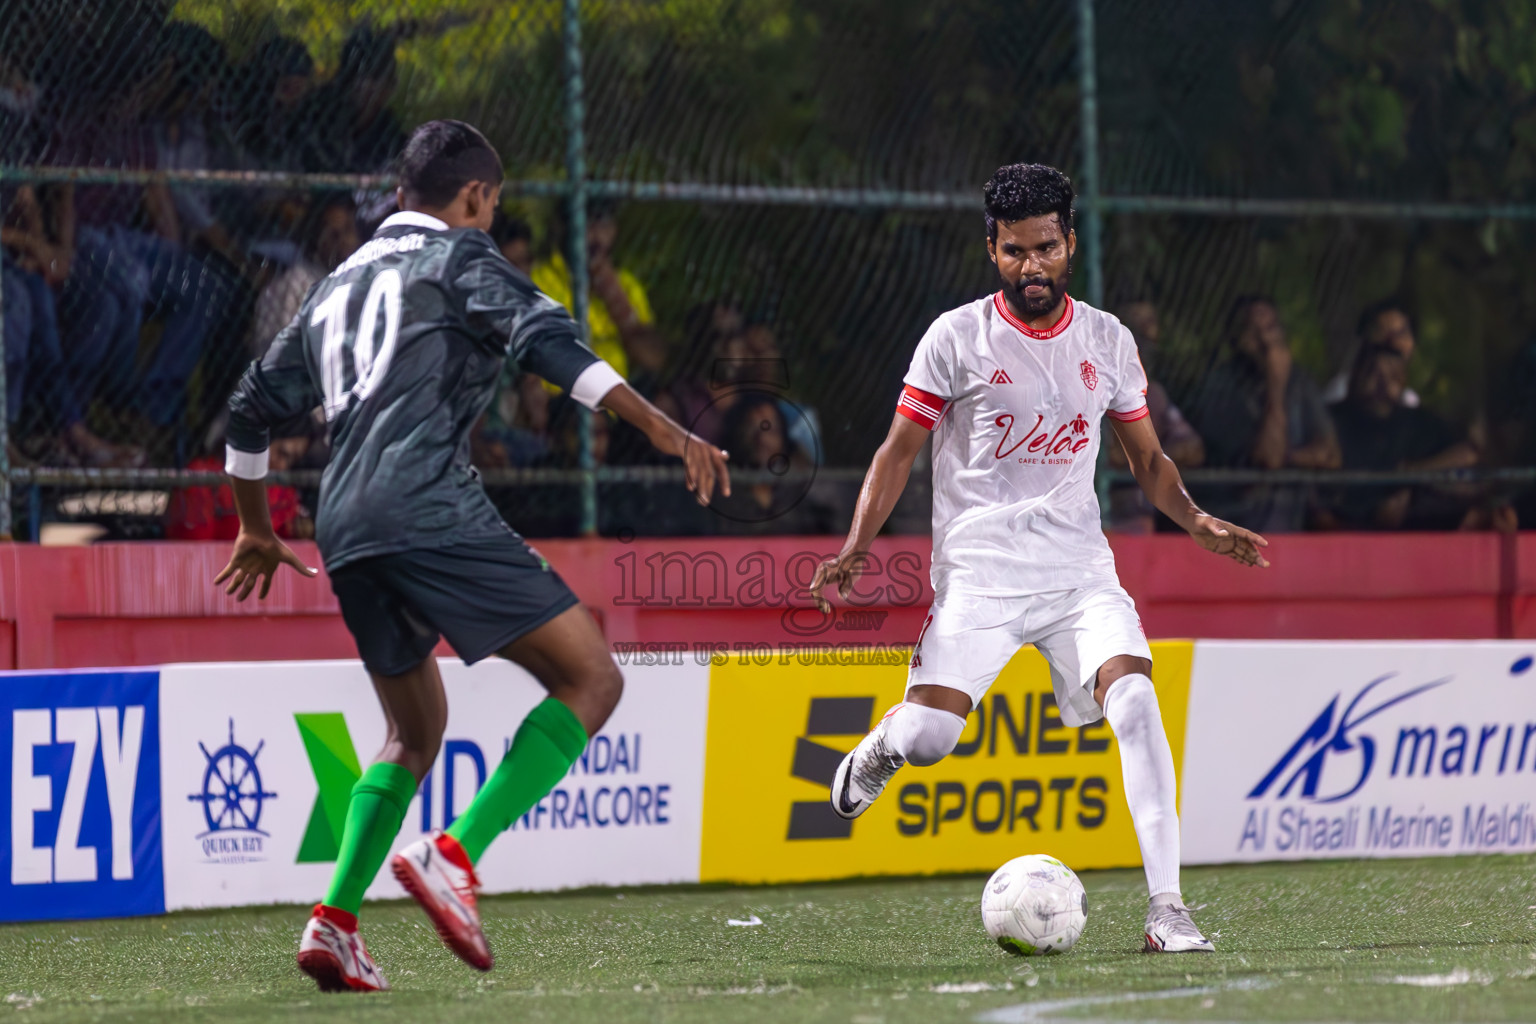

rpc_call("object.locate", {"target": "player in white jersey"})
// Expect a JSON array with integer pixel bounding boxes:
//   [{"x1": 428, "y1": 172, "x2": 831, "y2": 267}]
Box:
[{"x1": 811, "y1": 163, "x2": 1269, "y2": 954}]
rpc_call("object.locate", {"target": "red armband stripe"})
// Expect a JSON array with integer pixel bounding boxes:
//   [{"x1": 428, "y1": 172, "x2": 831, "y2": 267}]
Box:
[
  {"x1": 897, "y1": 384, "x2": 947, "y2": 429},
  {"x1": 1107, "y1": 405, "x2": 1150, "y2": 423}
]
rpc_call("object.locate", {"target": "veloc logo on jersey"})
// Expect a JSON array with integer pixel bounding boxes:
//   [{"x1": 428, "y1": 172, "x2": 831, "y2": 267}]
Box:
[
  {"x1": 989, "y1": 369, "x2": 1013, "y2": 385},
  {"x1": 993, "y1": 413, "x2": 1092, "y2": 462},
  {"x1": 1079, "y1": 360, "x2": 1098, "y2": 390},
  {"x1": 187, "y1": 719, "x2": 277, "y2": 864}
]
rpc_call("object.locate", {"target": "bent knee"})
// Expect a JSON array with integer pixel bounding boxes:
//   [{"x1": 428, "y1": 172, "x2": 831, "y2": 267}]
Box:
[
  {"x1": 390, "y1": 733, "x2": 443, "y2": 782},
  {"x1": 889, "y1": 703, "x2": 967, "y2": 767},
  {"x1": 1094, "y1": 656, "x2": 1152, "y2": 706},
  {"x1": 574, "y1": 658, "x2": 624, "y2": 720},
  {"x1": 1100, "y1": 670, "x2": 1159, "y2": 723},
  {"x1": 595, "y1": 661, "x2": 624, "y2": 709}
]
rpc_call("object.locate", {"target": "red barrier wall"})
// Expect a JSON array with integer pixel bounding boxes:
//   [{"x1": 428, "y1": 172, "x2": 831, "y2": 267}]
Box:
[{"x1": 0, "y1": 532, "x2": 1525, "y2": 670}]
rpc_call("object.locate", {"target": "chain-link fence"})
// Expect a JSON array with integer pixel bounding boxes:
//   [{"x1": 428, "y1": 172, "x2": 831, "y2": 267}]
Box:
[{"x1": 2, "y1": 0, "x2": 1534, "y2": 542}]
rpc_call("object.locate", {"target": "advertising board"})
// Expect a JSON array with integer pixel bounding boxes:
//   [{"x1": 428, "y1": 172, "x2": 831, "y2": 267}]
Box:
[{"x1": 1181, "y1": 641, "x2": 1536, "y2": 863}]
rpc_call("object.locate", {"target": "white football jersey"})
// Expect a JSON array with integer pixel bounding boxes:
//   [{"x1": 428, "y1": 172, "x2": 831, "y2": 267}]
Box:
[{"x1": 899, "y1": 292, "x2": 1148, "y2": 597}]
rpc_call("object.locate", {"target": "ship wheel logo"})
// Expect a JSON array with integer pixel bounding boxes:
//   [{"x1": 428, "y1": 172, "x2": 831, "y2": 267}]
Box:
[{"x1": 189, "y1": 719, "x2": 277, "y2": 837}]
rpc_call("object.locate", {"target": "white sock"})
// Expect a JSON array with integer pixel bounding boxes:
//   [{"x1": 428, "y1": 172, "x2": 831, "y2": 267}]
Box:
[
  {"x1": 1101, "y1": 674, "x2": 1182, "y2": 902},
  {"x1": 881, "y1": 702, "x2": 967, "y2": 767}
]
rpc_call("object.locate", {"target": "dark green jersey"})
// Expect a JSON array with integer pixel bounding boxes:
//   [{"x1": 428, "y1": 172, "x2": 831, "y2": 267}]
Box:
[{"x1": 226, "y1": 211, "x2": 620, "y2": 570}]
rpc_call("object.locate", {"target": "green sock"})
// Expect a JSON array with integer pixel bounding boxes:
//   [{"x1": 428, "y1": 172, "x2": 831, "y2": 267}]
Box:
[
  {"x1": 447, "y1": 697, "x2": 589, "y2": 863},
  {"x1": 322, "y1": 761, "x2": 418, "y2": 916}
]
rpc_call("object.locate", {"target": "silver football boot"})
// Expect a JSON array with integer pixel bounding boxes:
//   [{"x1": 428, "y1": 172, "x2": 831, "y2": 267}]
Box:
[
  {"x1": 830, "y1": 715, "x2": 905, "y2": 819},
  {"x1": 1144, "y1": 900, "x2": 1215, "y2": 953}
]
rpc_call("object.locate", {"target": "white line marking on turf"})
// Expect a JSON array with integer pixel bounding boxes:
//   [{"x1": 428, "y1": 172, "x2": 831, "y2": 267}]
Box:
[
  {"x1": 1388, "y1": 968, "x2": 1492, "y2": 987},
  {"x1": 975, "y1": 977, "x2": 1273, "y2": 1023},
  {"x1": 933, "y1": 982, "x2": 1015, "y2": 993},
  {"x1": 726, "y1": 915, "x2": 763, "y2": 927}
]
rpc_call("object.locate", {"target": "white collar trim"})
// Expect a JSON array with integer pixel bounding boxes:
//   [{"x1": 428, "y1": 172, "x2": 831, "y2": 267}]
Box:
[{"x1": 380, "y1": 211, "x2": 450, "y2": 232}]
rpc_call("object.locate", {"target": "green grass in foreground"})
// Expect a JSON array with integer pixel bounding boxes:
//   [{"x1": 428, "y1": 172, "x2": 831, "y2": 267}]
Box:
[{"x1": 1, "y1": 856, "x2": 1533, "y2": 1024}]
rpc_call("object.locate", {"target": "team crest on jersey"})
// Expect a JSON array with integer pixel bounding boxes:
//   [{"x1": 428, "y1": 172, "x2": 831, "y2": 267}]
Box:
[
  {"x1": 1080, "y1": 360, "x2": 1098, "y2": 390},
  {"x1": 989, "y1": 368, "x2": 1012, "y2": 385}
]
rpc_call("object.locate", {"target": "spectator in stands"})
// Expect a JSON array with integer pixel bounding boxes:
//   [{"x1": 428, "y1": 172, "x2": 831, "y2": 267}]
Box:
[
  {"x1": 2, "y1": 51, "x2": 137, "y2": 467},
  {"x1": 1108, "y1": 300, "x2": 1204, "y2": 532},
  {"x1": 742, "y1": 320, "x2": 822, "y2": 464},
  {"x1": 148, "y1": 23, "x2": 249, "y2": 275},
  {"x1": 1, "y1": 250, "x2": 143, "y2": 467},
  {"x1": 532, "y1": 199, "x2": 667, "y2": 385},
  {"x1": 490, "y1": 211, "x2": 534, "y2": 275},
  {"x1": 654, "y1": 302, "x2": 737, "y2": 434},
  {"x1": 690, "y1": 299, "x2": 746, "y2": 341},
  {"x1": 165, "y1": 434, "x2": 311, "y2": 540},
  {"x1": 2, "y1": 261, "x2": 62, "y2": 463},
  {"x1": 472, "y1": 373, "x2": 552, "y2": 470},
  {"x1": 1322, "y1": 346, "x2": 1479, "y2": 530},
  {"x1": 217, "y1": 36, "x2": 317, "y2": 267},
  {"x1": 250, "y1": 194, "x2": 360, "y2": 357},
  {"x1": 1187, "y1": 295, "x2": 1340, "y2": 531},
  {"x1": 712, "y1": 393, "x2": 831, "y2": 535},
  {"x1": 52, "y1": 66, "x2": 230, "y2": 448},
  {"x1": 298, "y1": 25, "x2": 407, "y2": 174},
  {"x1": 228, "y1": 36, "x2": 316, "y2": 171},
  {"x1": 657, "y1": 325, "x2": 754, "y2": 446},
  {"x1": 1323, "y1": 299, "x2": 1422, "y2": 407},
  {"x1": 552, "y1": 403, "x2": 612, "y2": 468}
]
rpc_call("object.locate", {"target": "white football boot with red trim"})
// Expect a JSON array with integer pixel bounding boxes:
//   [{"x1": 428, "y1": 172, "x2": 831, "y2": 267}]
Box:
[
  {"x1": 296, "y1": 905, "x2": 389, "y2": 992},
  {"x1": 1144, "y1": 900, "x2": 1215, "y2": 953},
  {"x1": 391, "y1": 831, "x2": 493, "y2": 971}
]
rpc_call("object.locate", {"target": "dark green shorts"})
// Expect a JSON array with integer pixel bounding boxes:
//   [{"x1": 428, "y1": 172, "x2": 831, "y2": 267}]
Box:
[{"x1": 329, "y1": 532, "x2": 580, "y2": 676}]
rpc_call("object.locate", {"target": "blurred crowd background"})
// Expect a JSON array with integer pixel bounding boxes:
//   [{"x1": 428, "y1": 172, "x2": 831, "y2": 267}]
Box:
[{"x1": 4, "y1": 0, "x2": 1536, "y2": 542}]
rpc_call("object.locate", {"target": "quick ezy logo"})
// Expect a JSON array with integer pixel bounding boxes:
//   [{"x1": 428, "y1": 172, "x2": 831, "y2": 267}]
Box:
[{"x1": 188, "y1": 719, "x2": 277, "y2": 864}]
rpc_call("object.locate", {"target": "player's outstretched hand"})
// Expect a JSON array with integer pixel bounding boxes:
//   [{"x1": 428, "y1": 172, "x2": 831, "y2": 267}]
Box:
[
  {"x1": 809, "y1": 550, "x2": 871, "y2": 615},
  {"x1": 214, "y1": 531, "x2": 320, "y2": 601},
  {"x1": 1189, "y1": 514, "x2": 1270, "y2": 568},
  {"x1": 682, "y1": 434, "x2": 731, "y2": 506}
]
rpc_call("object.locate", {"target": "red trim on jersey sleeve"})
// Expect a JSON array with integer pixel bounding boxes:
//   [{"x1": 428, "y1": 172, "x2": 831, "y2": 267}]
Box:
[
  {"x1": 1107, "y1": 404, "x2": 1150, "y2": 423},
  {"x1": 897, "y1": 384, "x2": 948, "y2": 430}
]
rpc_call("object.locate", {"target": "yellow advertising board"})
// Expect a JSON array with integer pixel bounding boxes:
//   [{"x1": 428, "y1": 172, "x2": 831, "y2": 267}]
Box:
[{"x1": 699, "y1": 642, "x2": 1193, "y2": 883}]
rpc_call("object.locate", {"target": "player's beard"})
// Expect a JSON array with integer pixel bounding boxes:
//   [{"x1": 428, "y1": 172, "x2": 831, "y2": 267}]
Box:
[{"x1": 1003, "y1": 259, "x2": 1072, "y2": 318}]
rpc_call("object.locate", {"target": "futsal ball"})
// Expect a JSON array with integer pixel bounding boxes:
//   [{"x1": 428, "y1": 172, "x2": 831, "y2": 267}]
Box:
[{"x1": 981, "y1": 854, "x2": 1088, "y2": 955}]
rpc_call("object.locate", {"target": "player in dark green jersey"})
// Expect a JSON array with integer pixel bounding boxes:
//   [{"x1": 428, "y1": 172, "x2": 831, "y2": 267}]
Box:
[{"x1": 214, "y1": 120, "x2": 730, "y2": 993}]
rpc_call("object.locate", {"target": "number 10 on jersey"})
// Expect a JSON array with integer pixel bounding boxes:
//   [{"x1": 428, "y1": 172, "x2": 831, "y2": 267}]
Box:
[{"x1": 311, "y1": 269, "x2": 404, "y2": 421}]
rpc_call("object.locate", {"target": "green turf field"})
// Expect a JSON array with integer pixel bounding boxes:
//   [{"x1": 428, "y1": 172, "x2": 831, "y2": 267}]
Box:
[{"x1": 2, "y1": 855, "x2": 1532, "y2": 1023}]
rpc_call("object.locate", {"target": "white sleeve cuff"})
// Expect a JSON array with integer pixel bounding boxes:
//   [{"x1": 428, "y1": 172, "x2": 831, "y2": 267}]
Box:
[
  {"x1": 569, "y1": 360, "x2": 626, "y2": 410},
  {"x1": 225, "y1": 445, "x2": 270, "y2": 480}
]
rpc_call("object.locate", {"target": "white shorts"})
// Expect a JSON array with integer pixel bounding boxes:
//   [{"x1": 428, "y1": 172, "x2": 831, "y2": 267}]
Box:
[{"x1": 905, "y1": 583, "x2": 1152, "y2": 727}]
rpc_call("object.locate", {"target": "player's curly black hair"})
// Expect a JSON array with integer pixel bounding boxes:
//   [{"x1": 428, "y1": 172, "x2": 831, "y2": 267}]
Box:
[
  {"x1": 397, "y1": 119, "x2": 504, "y2": 209},
  {"x1": 983, "y1": 163, "x2": 1075, "y2": 241}
]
